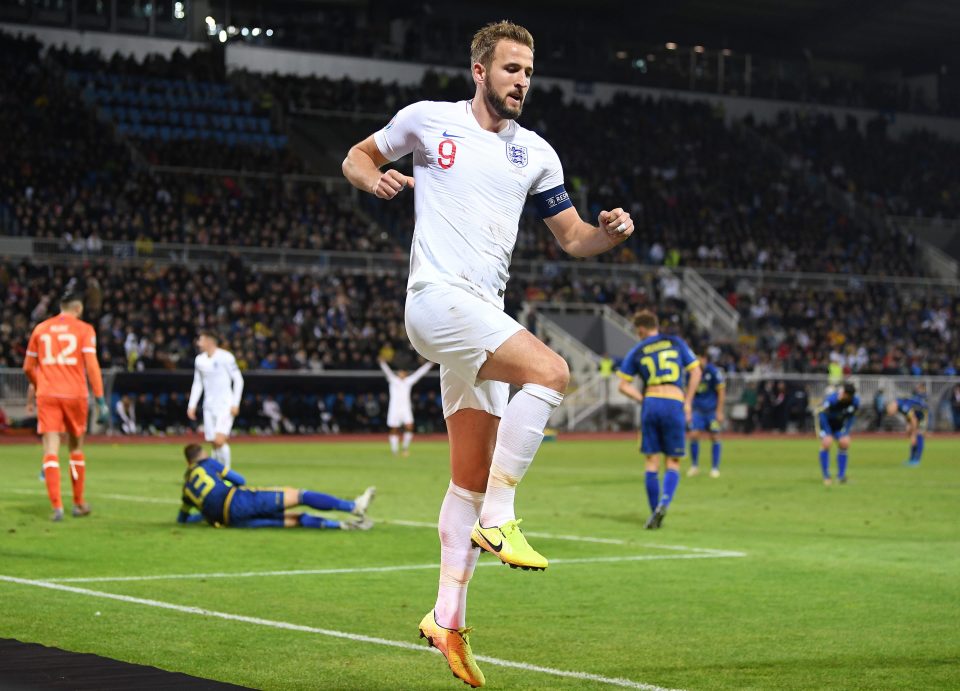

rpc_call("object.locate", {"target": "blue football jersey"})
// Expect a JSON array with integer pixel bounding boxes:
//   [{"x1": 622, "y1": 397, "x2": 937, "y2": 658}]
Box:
[
  {"x1": 818, "y1": 391, "x2": 860, "y2": 426},
  {"x1": 693, "y1": 363, "x2": 725, "y2": 412},
  {"x1": 896, "y1": 396, "x2": 928, "y2": 421},
  {"x1": 618, "y1": 334, "x2": 698, "y2": 392},
  {"x1": 181, "y1": 458, "x2": 239, "y2": 524}
]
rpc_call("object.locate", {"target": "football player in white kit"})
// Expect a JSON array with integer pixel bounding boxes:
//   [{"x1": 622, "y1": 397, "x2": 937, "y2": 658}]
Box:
[
  {"x1": 343, "y1": 20, "x2": 634, "y2": 687},
  {"x1": 379, "y1": 358, "x2": 434, "y2": 456},
  {"x1": 187, "y1": 330, "x2": 244, "y2": 471}
]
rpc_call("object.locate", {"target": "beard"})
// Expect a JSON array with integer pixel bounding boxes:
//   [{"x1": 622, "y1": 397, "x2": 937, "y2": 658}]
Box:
[{"x1": 484, "y1": 81, "x2": 524, "y2": 120}]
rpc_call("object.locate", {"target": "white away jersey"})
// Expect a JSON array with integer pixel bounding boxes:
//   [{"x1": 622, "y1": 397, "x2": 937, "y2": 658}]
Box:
[
  {"x1": 188, "y1": 348, "x2": 244, "y2": 410},
  {"x1": 375, "y1": 100, "x2": 567, "y2": 309},
  {"x1": 380, "y1": 361, "x2": 432, "y2": 411}
]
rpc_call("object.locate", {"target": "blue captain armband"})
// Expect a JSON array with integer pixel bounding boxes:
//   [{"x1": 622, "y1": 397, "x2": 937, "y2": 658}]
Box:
[{"x1": 531, "y1": 184, "x2": 573, "y2": 218}]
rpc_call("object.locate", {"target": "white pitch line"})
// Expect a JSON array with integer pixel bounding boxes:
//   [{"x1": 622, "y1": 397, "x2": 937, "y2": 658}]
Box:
[
  {"x1": 387, "y1": 519, "x2": 628, "y2": 545},
  {"x1": 8, "y1": 488, "x2": 172, "y2": 505},
  {"x1": 384, "y1": 520, "x2": 744, "y2": 556},
  {"x1": 43, "y1": 549, "x2": 745, "y2": 584},
  {"x1": 7, "y1": 488, "x2": 745, "y2": 556},
  {"x1": 0, "y1": 574, "x2": 683, "y2": 691}
]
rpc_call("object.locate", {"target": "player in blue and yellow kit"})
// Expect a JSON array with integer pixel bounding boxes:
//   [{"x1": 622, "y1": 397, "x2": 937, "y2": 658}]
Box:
[
  {"x1": 617, "y1": 311, "x2": 702, "y2": 529},
  {"x1": 816, "y1": 382, "x2": 860, "y2": 485},
  {"x1": 886, "y1": 386, "x2": 929, "y2": 466},
  {"x1": 177, "y1": 444, "x2": 376, "y2": 529},
  {"x1": 688, "y1": 353, "x2": 725, "y2": 478}
]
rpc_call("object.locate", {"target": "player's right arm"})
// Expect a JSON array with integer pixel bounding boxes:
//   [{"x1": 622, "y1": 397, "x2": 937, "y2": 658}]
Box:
[
  {"x1": 615, "y1": 344, "x2": 645, "y2": 404},
  {"x1": 343, "y1": 102, "x2": 422, "y2": 199},
  {"x1": 617, "y1": 378, "x2": 644, "y2": 404},
  {"x1": 406, "y1": 361, "x2": 434, "y2": 386},
  {"x1": 343, "y1": 136, "x2": 413, "y2": 199},
  {"x1": 25, "y1": 383, "x2": 36, "y2": 414},
  {"x1": 187, "y1": 365, "x2": 202, "y2": 420},
  {"x1": 22, "y1": 328, "x2": 39, "y2": 387},
  {"x1": 378, "y1": 359, "x2": 398, "y2": 383}
]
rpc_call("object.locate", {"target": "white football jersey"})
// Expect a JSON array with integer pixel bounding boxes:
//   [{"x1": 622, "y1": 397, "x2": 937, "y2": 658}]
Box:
[
  {"x1": 375, "y1": 100, "x2": 567, "y2": 309},
  {"x1": 188, "y1": 348, "x2": 244, "y2": 410},
  {"x1": 380, "y1": 361, "x2": 433, "y2": 413}
]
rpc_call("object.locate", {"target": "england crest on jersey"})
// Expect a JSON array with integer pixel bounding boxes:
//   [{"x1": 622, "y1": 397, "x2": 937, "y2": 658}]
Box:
[{"x1": 506, "y1": 142, "x2": 528, "y2": 168}]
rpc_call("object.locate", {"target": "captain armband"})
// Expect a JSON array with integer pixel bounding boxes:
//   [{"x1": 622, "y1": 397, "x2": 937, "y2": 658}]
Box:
[{"x1": 531, "y1": 184, "x2": 574, "y2": 218}]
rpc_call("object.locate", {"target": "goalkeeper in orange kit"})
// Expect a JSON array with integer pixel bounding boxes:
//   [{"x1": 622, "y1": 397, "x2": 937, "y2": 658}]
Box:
[{"x1": 22, "y1": 289, "x2": 110, "y2": 521}]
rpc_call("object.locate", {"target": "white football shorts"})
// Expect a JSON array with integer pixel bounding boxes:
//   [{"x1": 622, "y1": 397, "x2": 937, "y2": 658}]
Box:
[
  {"x1": 387, "y1": 401, "x2": 414, "y2": 428},
  {"x1": 405, "y1": 282, "x2": 523, "y2": 418},
  {"x1": 202, "y1": 406, "x2": 235, "y2": 441}
]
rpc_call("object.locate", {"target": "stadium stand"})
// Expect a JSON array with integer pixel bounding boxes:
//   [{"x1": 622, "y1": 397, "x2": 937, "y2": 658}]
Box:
[
  {"x1": 0, "y1": 36, "x2": 928, "y2": 277},
  {"x1": 1, "y1": 27, "x2": 958, "y2": 434},
  {"x1": 761, "y1": 110, "x2": 960, "y2": 219}
]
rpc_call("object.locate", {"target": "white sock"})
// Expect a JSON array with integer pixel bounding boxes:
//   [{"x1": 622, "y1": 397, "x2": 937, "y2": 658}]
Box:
[
  {"x1": 479, "y1": 383, "x2": 563, "y2": 527},
  {"x1": 434, "y1": 481, "x2": 484, "y2": 629},
  {"x1": 217, "y1": 444, "x2": 231, "y2": 471},
  {"x1": 402, "y1": 431, "x2": 413, "y2": 450},
  {"x1": 389, "y1": 435, "x2": 399, "y2": 454}
]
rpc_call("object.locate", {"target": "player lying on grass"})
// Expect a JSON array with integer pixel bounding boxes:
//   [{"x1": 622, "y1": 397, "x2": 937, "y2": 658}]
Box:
[{"x1": 177, "y1": 444, "x2": 376, "y2": 529}]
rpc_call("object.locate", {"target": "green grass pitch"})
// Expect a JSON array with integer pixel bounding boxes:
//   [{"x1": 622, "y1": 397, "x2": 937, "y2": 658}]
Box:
[{"x1": 1, "y1": 436, "x2": 958, "y2": 690}]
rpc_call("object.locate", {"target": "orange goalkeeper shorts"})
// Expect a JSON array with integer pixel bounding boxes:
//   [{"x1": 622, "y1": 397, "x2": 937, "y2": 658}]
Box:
[{"x1": 37, "y1": 397, "x2": 88, "y2": 436}]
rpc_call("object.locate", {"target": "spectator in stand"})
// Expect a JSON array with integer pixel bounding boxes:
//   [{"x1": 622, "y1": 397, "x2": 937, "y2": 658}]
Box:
[
  {"x1": 115, "y1": 394, "x2": 138, "y2": 434},
  {"x1": 262, "y1": 395, "x2": 296, "y2": 434}
]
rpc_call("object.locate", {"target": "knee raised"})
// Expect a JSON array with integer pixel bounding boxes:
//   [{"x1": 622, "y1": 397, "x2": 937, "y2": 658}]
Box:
[{"x1": 538, "y1": 354, "x2": 569, "y2": 393}]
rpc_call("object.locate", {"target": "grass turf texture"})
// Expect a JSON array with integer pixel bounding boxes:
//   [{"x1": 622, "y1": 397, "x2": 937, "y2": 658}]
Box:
[{"x1": 1, "y1": 437, "x2": 958, "y2": 690}]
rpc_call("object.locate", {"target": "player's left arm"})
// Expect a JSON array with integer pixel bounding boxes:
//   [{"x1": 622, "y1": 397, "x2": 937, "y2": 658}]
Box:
[
  {"x1": 82, "y1": 328, "x2": 109, "y2": 423},
  {"x1": 228, "y1": 355, "x2": 244, "y2": 416},
  {"x1": 906, "y1": 410, "x2": 919, "y2": 436},
  {"x1": 683, "y1": 364, "x2": 703, "y2": 424},
  {"x1": 715, "y1": 381, "x2": 727, "y2": 423},
  {"x1": 544, "y1": 206, "x2": 634, "y2": 258}
]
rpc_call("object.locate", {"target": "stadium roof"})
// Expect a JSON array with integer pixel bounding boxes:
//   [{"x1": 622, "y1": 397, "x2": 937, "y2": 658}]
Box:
[
  {"x1": 596, "y1": 0, "x2": 959, "y2": 68},
  {"x1": 266, "y1": 0, "x2": 959, "y2": 70}
]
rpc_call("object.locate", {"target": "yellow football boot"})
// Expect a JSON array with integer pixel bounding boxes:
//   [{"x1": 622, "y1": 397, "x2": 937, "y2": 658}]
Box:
[
  {"x1": 470, "y1": 518, "x2": 548, "y2": 571},
  {"x1": 418, "y1": 610, "x2": 485, "y2": 688}
]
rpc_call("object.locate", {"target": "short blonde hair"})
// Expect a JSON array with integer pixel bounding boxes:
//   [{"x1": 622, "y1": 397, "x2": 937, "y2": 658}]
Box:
[
  {"x1": 470, "y1": 20, "x2": 534, "y2": 69},
  {"x1": 633, "y1": 310, "x2": 659, "y2": 331}
]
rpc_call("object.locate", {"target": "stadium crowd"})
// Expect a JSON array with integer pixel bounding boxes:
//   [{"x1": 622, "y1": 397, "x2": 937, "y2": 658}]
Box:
[
  {"x1": 248, "y1": 68, "x2": 930, "y2": 275},
  {"x1": 762, "y1": 111, "x2": 960, "y2": 219},
  {"x1": 2, "y1": 257, "x2": 956, "y2": 379},
  {"x1": 0, "y1": 32, "x2": 932, "y2": 280}
]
